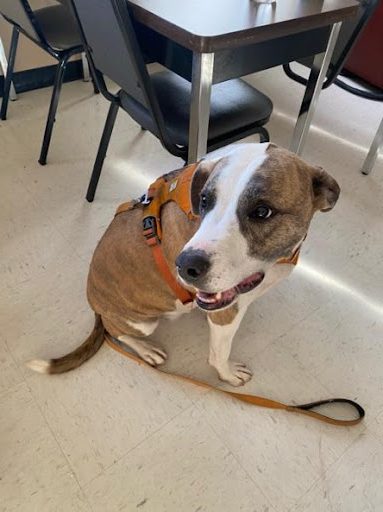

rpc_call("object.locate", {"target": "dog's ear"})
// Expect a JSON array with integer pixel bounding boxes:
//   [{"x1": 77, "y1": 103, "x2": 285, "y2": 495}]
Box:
[
  {"x1": 311, "y1": 166, "x2": 340, "y2": 212},
  {"x1": 190, "y1": 158, "x2": 220, "y2": 215}
]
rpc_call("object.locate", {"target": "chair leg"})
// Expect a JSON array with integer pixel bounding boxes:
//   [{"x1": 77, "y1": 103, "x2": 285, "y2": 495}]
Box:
[
  {"x1": 38, "y1": 54, "x2": 70, "y2": 165},
  {"x1": 0, "y1": 26, "x2": 19, "y2": 121},
  {"x1": 259, "y1": 127, "x2": 270, "y2": 143},
  {"x1": 86, "y1": 54, "x2": 100, "y2": 95},
  {"x1": 81, "y1": 52, "x2": 90, "y2": 81},
  {"x1": 86, "y1": 101, "x2": 119, "y2": 202},
  {"x1": 361, "y1": 117, "x2": 383, "y2": 176},
  {"x1": 0, "y1": 34, "x2": 17, "y2": 100}
]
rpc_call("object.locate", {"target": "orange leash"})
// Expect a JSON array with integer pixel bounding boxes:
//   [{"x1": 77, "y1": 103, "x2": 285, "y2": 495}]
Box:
[{"x1": 105, "y1": 333, "x2": 365, "y2": 427}]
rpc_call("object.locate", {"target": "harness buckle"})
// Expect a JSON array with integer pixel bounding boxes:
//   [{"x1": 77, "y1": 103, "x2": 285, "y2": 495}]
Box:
[
  {"x1": 143, "y1": 216, "x2": 159, "y2": 245},
  {"x1": 140, "y1": 193, "x2": 152, "y2": 205}
]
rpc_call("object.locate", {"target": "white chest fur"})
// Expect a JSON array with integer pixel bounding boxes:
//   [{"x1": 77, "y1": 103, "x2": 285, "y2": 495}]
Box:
[{"x1": 164, "y1": 299, "x2": 196, "y2": 320}]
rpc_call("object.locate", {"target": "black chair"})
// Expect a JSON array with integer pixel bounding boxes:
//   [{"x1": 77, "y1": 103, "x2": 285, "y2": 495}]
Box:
[
  {"x1": 70, "y1": 0, "x2": 273, "y2": 202},
  {"x1": 283, "y1": 0, "x2": 382, "y2": 101},
  {"x1": 0, "y1": 0, "x2": 99, "y2": 165}
]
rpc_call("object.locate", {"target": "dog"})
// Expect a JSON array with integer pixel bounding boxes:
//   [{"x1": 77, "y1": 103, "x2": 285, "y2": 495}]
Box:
[{"x1": 28, "y1": 143, "x2": 340, "y2": 386}]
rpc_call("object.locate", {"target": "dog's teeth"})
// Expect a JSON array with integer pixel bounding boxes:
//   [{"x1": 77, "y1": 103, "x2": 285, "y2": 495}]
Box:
[
  {"x1": 199, "y1": 296, "x2": 217, "y2": 304},
  {"x1": 216, "y1": 292, "x2": 222, "y2": 300}
]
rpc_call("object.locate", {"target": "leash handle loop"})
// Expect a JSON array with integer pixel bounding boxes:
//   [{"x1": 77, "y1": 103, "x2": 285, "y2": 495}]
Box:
[{"x1": 286, "y1": 398, "x2": 365, "y2": 426}]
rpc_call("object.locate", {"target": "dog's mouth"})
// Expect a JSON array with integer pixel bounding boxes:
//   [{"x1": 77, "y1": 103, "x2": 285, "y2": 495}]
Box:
[{"x1": 195, "y1": 272, "x2": 265, "y2": 311}]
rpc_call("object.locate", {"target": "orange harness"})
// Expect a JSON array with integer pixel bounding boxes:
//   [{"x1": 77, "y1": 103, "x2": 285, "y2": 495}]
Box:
[{"x1": 116, "y1": 163, "x2": 301, "y2": 304}]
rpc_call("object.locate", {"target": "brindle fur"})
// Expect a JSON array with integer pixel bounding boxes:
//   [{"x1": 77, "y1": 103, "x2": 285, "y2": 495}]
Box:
[{"x1": 208, "y1": 304, "x2": 239, "y2": 326}]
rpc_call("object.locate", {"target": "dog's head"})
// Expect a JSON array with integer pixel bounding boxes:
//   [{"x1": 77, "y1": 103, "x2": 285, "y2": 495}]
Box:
[{"x1": 176, "y1": 143, "x2": 340, "y2": 311}]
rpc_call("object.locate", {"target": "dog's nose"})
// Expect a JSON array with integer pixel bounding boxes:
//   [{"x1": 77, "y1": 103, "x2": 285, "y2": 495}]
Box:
[{"x1": 176, "y1": 249, "x2": 211, "y2": 283}]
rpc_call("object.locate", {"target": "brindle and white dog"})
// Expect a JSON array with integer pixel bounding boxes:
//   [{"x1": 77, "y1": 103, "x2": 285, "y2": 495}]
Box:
[{"x1": 28, "y1": 143, "x2": 340, "y2": 386}]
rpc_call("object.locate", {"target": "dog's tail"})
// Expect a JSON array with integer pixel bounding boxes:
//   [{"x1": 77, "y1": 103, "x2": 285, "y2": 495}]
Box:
[{"x1": 26, "y1": 314, "x2": 104, "y2": 374}]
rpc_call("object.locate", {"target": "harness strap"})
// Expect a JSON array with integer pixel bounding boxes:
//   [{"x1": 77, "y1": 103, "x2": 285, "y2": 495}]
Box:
[
  {"x1": 142, "y1": 163, "x2": 199, "y2": 240},
  {"x1": 105, "y1": 333, "x2": 365, "y2": 427},
  {"x1": 276, "y1": 244, "x2": 301, "y2": 266},
  {"x1": 115, "y1": 198, "x2": 142, "y2": 216},
  {"x1": 149, "y1": 243, "x2": 195, "y2": 305},
  {"x1": 116, "y1": 164, "x2": 199, "y2": 305}
]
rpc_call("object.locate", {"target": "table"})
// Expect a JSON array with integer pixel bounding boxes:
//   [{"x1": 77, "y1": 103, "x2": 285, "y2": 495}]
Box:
[{"x1": 128, "y1": 0, "x2": 358, "y2": 162}]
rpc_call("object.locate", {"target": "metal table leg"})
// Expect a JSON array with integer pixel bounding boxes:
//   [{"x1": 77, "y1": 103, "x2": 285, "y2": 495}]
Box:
[
  {"x1": 0, "y1": 35, "x2": 17, "y2": 101},
  {"x1": 188, "y1": 52, "x2": 214, "y2": 163},
  {"x1": 290, "y1": 22, "x2": 342, "y2": 156},
  {"x1": 361, "y1": 117, "x2": 383, "y2": 175},
  {"x1": 81, "y1": 51, "x2": 91, "y2": 82}
]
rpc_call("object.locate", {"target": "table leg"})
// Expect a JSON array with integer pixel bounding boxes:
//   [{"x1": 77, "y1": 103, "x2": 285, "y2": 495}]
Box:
[
  {"x1": 81, "y1": 51, "x2": 91, "y2": 82},
  {"x1": 0, "y1": 35, "x2": 17, "y2": 101},
  {"x1": 290, "y1": 22, "x2": 342, "y2": 156},
  {"x1": 188, "y1": 52, "x2": 214, "y2": 163},
  {"x1": 361, "y1": 117, "x2": 383, "y2": 175}
]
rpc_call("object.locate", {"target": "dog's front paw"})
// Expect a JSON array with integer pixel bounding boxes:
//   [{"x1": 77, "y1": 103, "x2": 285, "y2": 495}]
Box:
[
  {"x1": 217, "y1": 361, "x2": 253, "y2": 387},
  {"x1": 136, "y1": 341, "x2": 167, "y2": 367}
]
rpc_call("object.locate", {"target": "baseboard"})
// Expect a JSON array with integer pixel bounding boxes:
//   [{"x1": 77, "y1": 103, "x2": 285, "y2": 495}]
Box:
[{"x1": 0, "y1": 60, "x2": 84, "y2": 97}]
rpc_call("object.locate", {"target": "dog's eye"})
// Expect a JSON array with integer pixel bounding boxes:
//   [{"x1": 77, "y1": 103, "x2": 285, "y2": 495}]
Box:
[
  {"x1": 199, "y1": 190, "x2": 216, "y2": 214},
  {"x1": 248, "y1": 205, "x2": 273, "y2": 220},
  {"x1": 200, "y1": 194, "x2": 208, "y2": 211}
]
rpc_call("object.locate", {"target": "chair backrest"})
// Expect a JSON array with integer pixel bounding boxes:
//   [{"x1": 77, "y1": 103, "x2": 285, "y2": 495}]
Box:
[
  {"x1": 72, "y1": 0, "x2": 155, "y2": 110},
  {"x1": 292, "y1": 0, "x2": 380, "y2": 87},
  {"x1": 70, "y1": 0, "x2": 181, "y2": 154},
  {"x1": 0, "y1": 0, "x2": 44, "y2": 44}
]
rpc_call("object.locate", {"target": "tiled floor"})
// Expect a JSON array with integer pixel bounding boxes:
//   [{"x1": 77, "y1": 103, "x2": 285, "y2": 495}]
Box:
[{"x1": 1, "y1": 66, "x2": 382, "y2": 512}]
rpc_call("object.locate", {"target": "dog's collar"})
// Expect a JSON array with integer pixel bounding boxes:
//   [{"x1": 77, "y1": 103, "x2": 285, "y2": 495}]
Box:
[{"x1": 115, "y1": 164, "x2": 304, "y2": 305}]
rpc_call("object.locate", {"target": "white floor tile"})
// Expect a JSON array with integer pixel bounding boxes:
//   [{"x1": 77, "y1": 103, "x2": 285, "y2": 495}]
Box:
[
  {"x1": 294, "y1": 433, "x2": 383, "y2": 512},
  {"x1": 368, "y1": 410, "x2": 383, "y2": 448},
  {"x1": 0, "y1": 335, "x2": 23, "y2": 396},
  {"x1": 0, "y1": 252, "x2": 90, "y2": 376},
  {"x1": 276, "y1": 299, "x2": 383, "y2": 417},
  {"x1": 83, "y1": 406, "x2": 273, "y2": 512},
  {"x1": 27, "y1": 347, "x2": 192, "y2": 486},
  {"x1": 0, "y1": 383, "x2": 85, "y2": 512},
  {"x1": 197, "y1": 340, "x2": 363, "y2": 511},
  {"x1": 0, "y1": 170, "x2": 73, "y2": 289}
]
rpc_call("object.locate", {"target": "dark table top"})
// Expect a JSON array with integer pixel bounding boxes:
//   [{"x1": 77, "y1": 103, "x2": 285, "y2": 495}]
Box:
[{"x1": 128, "y1": 0, "x2": 359, "y2": 52}]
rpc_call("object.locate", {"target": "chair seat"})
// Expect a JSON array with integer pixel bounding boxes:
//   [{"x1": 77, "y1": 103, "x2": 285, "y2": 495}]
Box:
[
  {"x1": 119, "y1": 70, "x2": 273, "y2": 148},
  {"x1": 34, "y1": 5, "x2": 83, "y2": 51}
]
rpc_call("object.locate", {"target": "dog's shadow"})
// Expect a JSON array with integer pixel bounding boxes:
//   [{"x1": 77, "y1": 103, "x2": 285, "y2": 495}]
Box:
[
  {"x1": 153, "y1": 308, "x2": 215, "y2": 385},
  {"x1": 150, "y1": 305, "x2": 267, "y2": 395}
]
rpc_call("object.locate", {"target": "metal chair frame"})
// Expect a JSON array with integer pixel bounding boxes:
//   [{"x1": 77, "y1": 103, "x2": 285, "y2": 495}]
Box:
[
  {"x1": 283, "y1": 0, "x2": 382, "y2": 174},
  {"x1": 283, "y1": 0, "x2": 381, "y2": 96},
  {"x1": 361, "y1": 117, "x2": 382, "y2": 175},
  {"x1": 0, "y1": 0, "x2": 99, "y2": 165}
]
